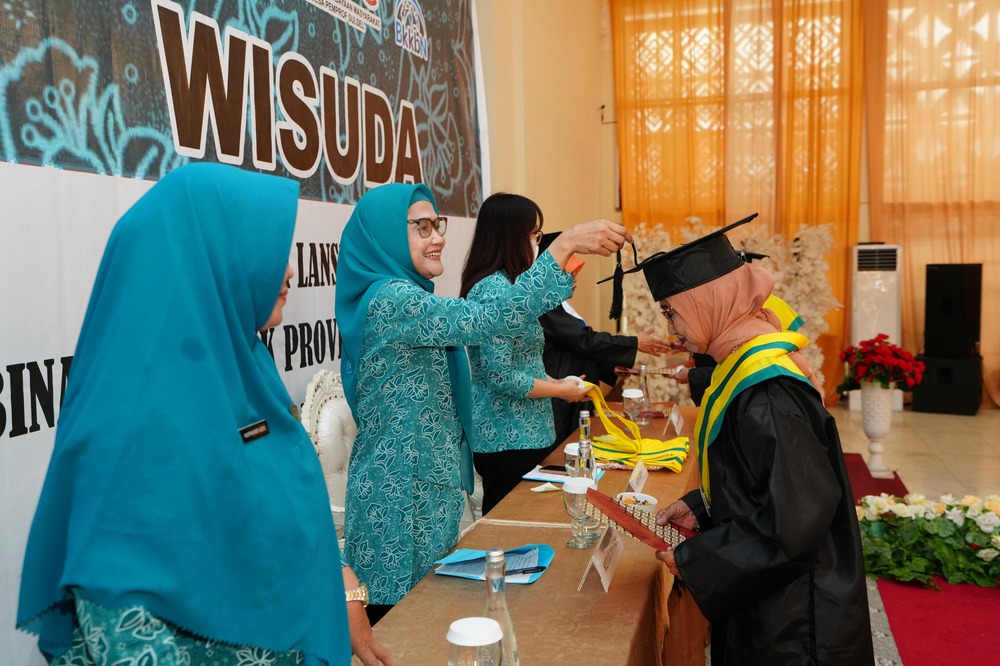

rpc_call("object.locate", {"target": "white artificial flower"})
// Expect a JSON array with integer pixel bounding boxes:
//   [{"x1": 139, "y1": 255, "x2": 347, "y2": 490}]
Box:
[
  {"x1": 975, "y1": 548, "x2": 997, "y2": 562},
  {"x1": 889, "y1": 503, "x2": 914, "y2": 518},
  {"x1": 966, "y1": 503, "x2": 985, "y2": 518},
  {"x1": 922, "y1": 505, "x2": 943, "y2": 520},
  {"x1": 939, "y1": 494, "x2": 957, "y2": 505},
  {"x1": 991, "y1": 533, "x2": 1000, "y2": 549},
  {"x1": 961, "y1": 495, "x2": 983, "y2": 506},
  {"x1": 871, "y1": 496, "x2": 891, "y2": 515},
  {"x1": 905, "y1": 493, "x2": 927, "y2": 506},
  {"x1": 973, "y1": 512, "x2": 1000, "y2": 534},
  {"x1": 945, "y1": 508, "x2": 966, "y2": 527}
]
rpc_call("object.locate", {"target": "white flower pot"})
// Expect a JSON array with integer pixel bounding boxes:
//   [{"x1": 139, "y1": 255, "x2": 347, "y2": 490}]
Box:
[{"x1": 861, "y1": 381, "x2": 895, "y2": 479}]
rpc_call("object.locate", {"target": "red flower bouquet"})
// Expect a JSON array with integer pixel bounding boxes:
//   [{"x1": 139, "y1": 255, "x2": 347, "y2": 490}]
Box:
[{"x1": 836, "y1": 334, "x2": 925, "y2": 393}]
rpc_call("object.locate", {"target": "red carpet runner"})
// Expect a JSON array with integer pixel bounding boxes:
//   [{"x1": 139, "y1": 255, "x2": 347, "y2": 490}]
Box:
[
  {"x1": 843, "y1": 452, "x2": 1000, "y2": 665},
  {"x1": 843, "y1": 453, "x2": 908, "y2": 502},
  {"x1": 877, "y1": 576, "x2": 1000, "y2": 665}
]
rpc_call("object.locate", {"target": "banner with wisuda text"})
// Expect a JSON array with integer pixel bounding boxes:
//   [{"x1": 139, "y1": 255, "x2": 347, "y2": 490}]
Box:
[{"x1": 0, "y1": 2, "x2": 483, "y2": 663}]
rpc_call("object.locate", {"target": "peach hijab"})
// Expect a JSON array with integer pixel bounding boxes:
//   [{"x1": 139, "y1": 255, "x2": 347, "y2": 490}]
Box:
[{"x1": 668, "y1": 263, "x2": 822, "y2": 396}]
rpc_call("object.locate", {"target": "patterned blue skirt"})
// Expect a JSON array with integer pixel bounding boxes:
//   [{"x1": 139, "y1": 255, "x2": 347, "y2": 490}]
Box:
[{"x1": 48, "y1": 591, "x2": 304, "y2": 666}]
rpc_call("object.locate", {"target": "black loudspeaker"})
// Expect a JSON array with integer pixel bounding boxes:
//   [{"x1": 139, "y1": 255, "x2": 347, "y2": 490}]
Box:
[
  {"x1": 912, "y1": 355, "x2": 982, "y2": 415},
  {"x1": 923, "y1": 264, "x2": 982, "y2": 358}
]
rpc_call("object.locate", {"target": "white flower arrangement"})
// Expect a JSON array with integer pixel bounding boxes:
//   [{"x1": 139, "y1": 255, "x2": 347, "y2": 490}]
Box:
[
  {"x1": 857, "y1": 493, "x2": 1000, "y2": 586},
  {"x1": 619, "y1": 219, "x2": 839, "y2": 404}
]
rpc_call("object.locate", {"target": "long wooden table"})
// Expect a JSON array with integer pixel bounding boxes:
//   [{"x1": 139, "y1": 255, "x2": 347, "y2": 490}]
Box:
[{"x1": 369, "y1": 405, "x2": 708, "y2": 665}]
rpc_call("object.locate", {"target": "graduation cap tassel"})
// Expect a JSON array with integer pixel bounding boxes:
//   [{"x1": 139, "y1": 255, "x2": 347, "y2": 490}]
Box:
[{"x1": 608, "y1": 248, "x2": 624, "y2": 321}]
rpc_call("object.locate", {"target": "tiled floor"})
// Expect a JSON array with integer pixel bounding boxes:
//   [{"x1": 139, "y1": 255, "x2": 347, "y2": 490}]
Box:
[{"x1": 830, "y1": 404, "x2": 1000, "y2": 500}]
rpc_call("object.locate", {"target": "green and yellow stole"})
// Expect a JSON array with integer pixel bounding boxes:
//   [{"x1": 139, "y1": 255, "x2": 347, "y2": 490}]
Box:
[
  {"x1": 693, "y1": 331, "x2": 815, "y2": 506},
  {"x1": 763, "y1": 294, "x2": 804, "y2": 332}
]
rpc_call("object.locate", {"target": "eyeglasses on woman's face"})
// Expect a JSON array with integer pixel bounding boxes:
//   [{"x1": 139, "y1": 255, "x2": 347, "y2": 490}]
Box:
[
  {"x1": 408, "y1": 216, "x2": 448, "y2": 238},
  {"x1": 529, "y1": 229, "x2": 543, "y2": 244},
  {"x1": 660, "y1": 303, "x2": 676, "y2": 325}
]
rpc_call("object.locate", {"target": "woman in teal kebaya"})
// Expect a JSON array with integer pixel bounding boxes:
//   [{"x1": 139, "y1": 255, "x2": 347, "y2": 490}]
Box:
[
  {"x1": 17, "y1": 163, "x2": 388, "y2": 665},
  {"x1": 336, "y1": 184, "x2": 631, "y2": 622},
  {"x1": 460, "y1": 193, "x2": 593, "y2": 514}
]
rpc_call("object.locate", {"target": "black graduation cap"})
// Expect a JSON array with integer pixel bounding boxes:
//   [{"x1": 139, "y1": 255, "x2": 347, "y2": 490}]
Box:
[
  {"x1": 538, "y1": 232, "x2": 560, "y2": 254},
  {"x1": 598, "y1": 213, "x2": 759, "y2": 302}
]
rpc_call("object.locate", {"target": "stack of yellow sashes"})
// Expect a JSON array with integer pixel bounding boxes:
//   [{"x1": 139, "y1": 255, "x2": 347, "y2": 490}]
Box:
[{"x1": 581, "y1": 382, "x2": 689, "y2": 471}]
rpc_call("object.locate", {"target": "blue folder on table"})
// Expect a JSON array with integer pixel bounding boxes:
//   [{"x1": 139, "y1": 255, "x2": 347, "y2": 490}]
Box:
[{"x1": 433, "y1": 543, "x2": 554, "y2": 584}]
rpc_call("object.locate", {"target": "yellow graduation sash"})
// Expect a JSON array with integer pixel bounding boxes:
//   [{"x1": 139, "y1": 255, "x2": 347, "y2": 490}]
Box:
[
  {"x1": 763, "y1": 294, "x2": 804, "y2": 332},
  {"x1": 693, "y1": 331, "x2": 815, "y2": 506},
  {"x1": 579, "y1": 382, "x2": 690, "y2": 472}
]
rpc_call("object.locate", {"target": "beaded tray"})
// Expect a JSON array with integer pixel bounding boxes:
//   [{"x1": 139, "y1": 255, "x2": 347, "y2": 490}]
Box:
[{"x1": 584, "y1": 488, "x2": 699, "y2": 551}]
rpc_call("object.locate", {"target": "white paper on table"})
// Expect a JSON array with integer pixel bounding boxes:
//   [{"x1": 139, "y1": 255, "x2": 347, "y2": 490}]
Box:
[{"x1": 522, "y1": 466, "x2": 605, "y2": 484}]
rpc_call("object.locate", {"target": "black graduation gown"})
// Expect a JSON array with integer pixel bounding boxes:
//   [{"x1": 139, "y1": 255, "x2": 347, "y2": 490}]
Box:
[
  {"x1": 688, "y1": 352, "x2": 716, "y2": 406},
  {"x1": 675, "y1": 376, "x2": 874, "y2": 665},
  {"x1": 539, "y1": 305, "x2": 638, "y2": 445}
]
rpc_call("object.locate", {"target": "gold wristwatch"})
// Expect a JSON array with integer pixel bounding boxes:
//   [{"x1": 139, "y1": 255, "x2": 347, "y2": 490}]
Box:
[{"x1": 345, "y1": 582, "x2": 369, "y2": 607}]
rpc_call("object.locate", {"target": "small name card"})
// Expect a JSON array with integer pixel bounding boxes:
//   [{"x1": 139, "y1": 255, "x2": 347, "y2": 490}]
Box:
[
  {"x1": 667, "y1": 404, "x2": 685, "y2": 437},
  {"x1": 628, "y1": 459, "x2": 648, "y2": 493},
  {"x1": 577, "y1": 528, "x2": 624, "y2": 593}
]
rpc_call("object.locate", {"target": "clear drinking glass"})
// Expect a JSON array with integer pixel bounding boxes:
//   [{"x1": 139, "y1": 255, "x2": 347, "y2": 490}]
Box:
[
  {"x1": 622, "y1": 388, "x2": 644, "y2": 422},
  {"x1": 563, "y1": 442, "x2": 580, "y2": 477},
  {"x1": 563, "y1": 477, "x2": 599, "y2": 549}
]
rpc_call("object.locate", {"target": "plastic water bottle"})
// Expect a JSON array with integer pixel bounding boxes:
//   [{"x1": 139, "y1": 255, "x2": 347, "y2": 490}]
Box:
[
  {"x1": 447, "y1": 617, "x2": 503, "y2": 666},
  {"x1": 577, "y1": 410, "x2": 596, "y2": 482},
  {"x1": 483, "y1": 548, "x2": 519, "y2": 666}
]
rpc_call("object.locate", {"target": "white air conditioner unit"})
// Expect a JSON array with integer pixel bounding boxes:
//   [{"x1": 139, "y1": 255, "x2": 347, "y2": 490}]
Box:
[{"x1": 848, "y1": 244, "x2": 903, "y2": 411}]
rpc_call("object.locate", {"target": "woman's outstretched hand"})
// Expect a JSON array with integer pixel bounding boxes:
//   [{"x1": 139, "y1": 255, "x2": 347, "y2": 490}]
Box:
[
  {"x1": 636, "y1": 330, "x2": 673, "y2": 356},
  {"x1": 555, "y1": 377, "x2": 592, "y2": 402},
  {"x1": 547, "y1": 220, "x2": 632, "y2": 266}
]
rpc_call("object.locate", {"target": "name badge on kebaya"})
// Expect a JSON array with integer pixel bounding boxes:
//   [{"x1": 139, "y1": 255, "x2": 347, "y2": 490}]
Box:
[{"x1": 239, "y1": 420, "x2": 269, "y2": 444}]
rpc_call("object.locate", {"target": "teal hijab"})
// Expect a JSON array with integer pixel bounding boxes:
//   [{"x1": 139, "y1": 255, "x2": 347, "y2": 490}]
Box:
[
  {"x1": 336, "y1": 183, "x2": 475, "y2": 493},
  {"x1": 17, "y1": 163, "x2": 350, "y2": 665}
]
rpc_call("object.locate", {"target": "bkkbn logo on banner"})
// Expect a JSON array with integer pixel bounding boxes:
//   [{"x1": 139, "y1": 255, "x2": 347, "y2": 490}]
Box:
[{"x1": 394, "y1": 0, "x2": 429, "y2": 60}]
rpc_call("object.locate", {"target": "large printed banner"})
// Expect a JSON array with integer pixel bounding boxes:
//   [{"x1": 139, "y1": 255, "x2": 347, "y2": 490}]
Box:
[{"x1": 0, "y1": 1, "x2": 483, "y2": 662}]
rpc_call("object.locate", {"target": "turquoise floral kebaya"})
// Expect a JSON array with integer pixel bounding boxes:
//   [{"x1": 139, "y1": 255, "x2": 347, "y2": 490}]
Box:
[
  {"x1": 467, "y1": 270, "x2": 558, "y2": 453},
  {"x1": 345, "y1": 268, "x2": 570, "y2": 604},
  {"x1": 336, "y1": 183, "x2": 571, "y2": 606}
]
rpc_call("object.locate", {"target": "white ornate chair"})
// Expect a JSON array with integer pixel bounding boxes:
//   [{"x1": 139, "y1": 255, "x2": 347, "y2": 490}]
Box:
[
  {"x1": 302, "y1": 369, "x2": 485, "y2": 536},
  {"x1": 461, "y1": 469, "x2": 485, "y2": 530},
  {"x1": 300, "y1": 369, "x2": 356, "y2": 544}
]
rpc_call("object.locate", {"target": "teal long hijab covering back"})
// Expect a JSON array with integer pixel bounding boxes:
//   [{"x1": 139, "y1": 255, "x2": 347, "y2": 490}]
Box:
[
  {"x1": 17, "y1": 163, "x2": 351, "y2": 665},
  {"x1": 336, "y1": 183, "x2": 475, "y2": 493}
]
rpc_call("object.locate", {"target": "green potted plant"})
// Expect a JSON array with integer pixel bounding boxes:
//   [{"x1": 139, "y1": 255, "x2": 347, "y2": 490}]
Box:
[{"x1": 857, "y1": 493, "x2": 1000, "y2": 587}]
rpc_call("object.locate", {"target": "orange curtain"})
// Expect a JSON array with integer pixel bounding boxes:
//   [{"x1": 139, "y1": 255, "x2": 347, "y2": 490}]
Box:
[
  {"x1": 611, "y1": 0, "x2": 864, "y2": 404},
  {"x1": 610, "y1": 0, "x2": 727, "y2": 229},
  {"x1": 864, "y1": 0, "x2": 1000, "y2": 408}
]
